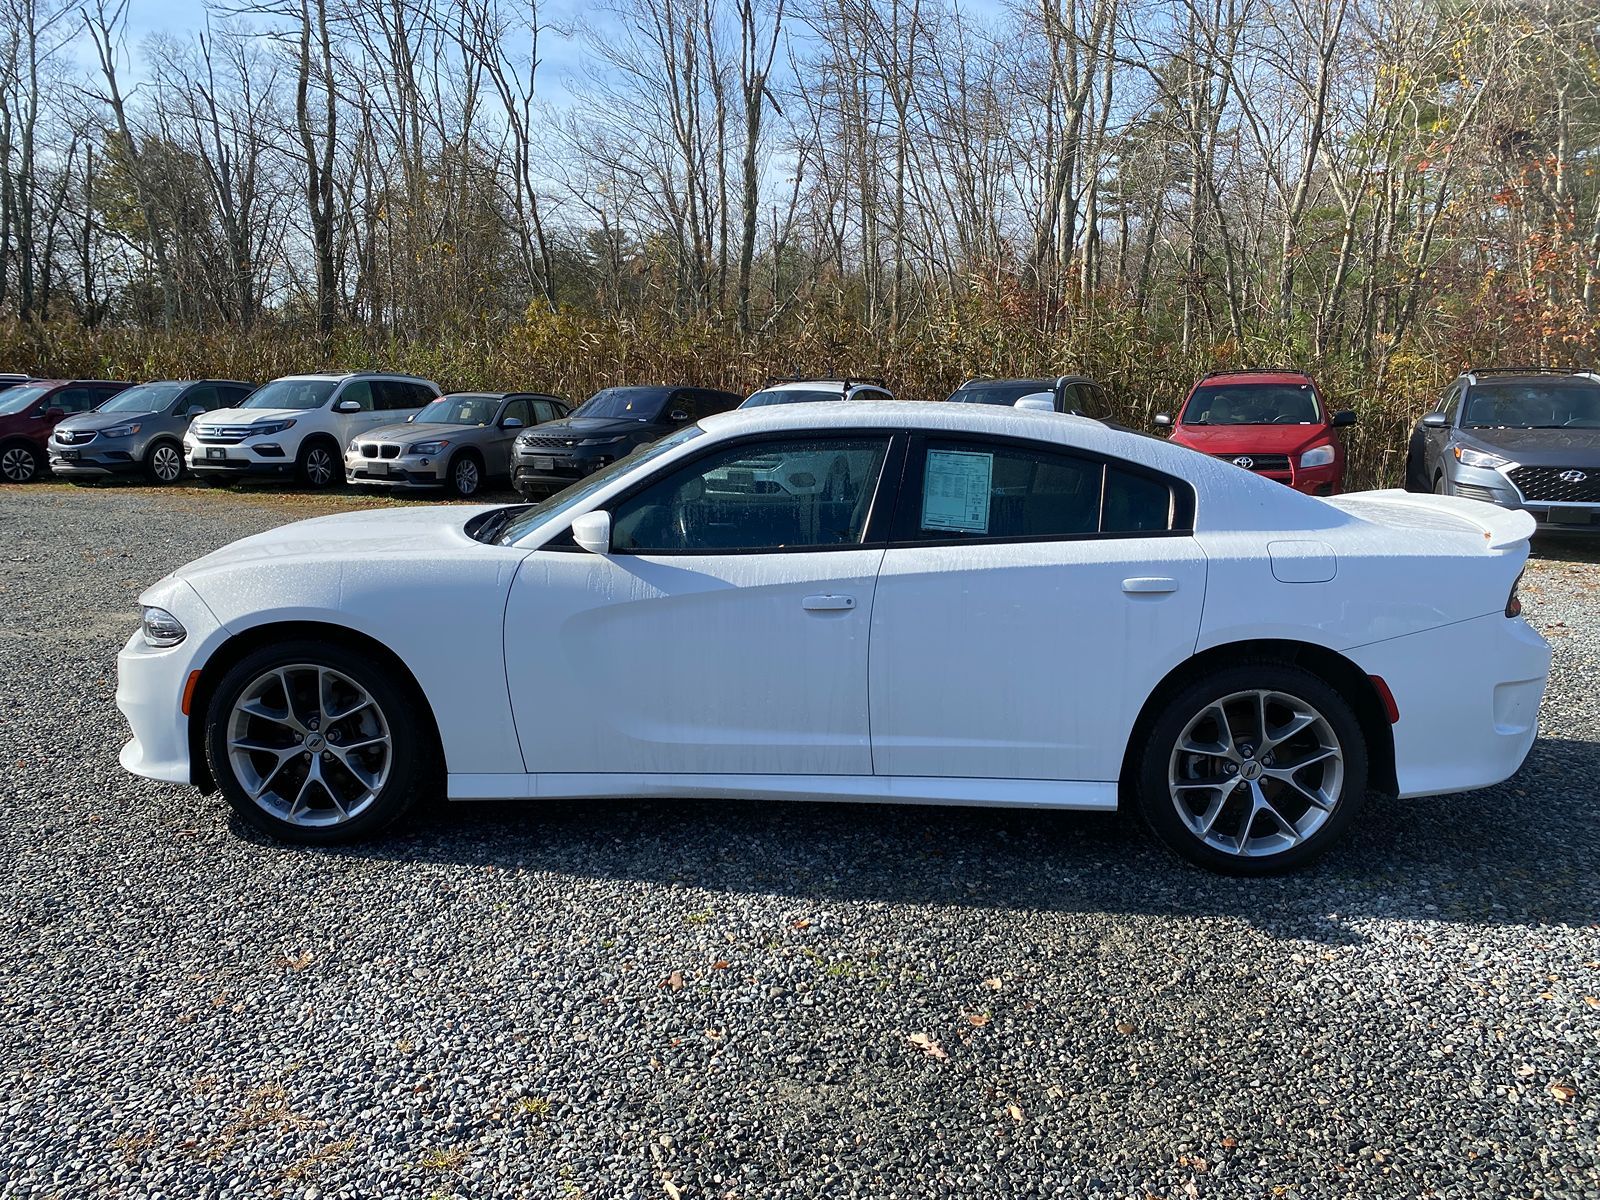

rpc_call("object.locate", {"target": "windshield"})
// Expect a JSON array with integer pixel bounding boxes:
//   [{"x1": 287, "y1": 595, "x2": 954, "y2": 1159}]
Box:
[
  {"x1": 241, "y1": 378, "x2": 338, "y2": 411},
  {"x1": 950, "y1": 381, "x2": 1049, "y2": 406},
  {"x1": 0, "y1": 385, "x2": 50, "y2": 416},
  {"x1": 414, "y1": 394, "x2": 501, "y2": 426},
  {"x1": 97, "y1": 382, "x2": 186, "y2": 414},
  {"x1": 489, "y1": 425, "x2": 705, "y2": 546},
  {"x1": 572, "y1": 388, "x2": 670, "y2": 422},
  {"x1": 741, "y1": 387, "x2": 844, "y2": 408},
  {"x1": 1182, "y1": 382, "x2": 1321, "y2": 425},
  {"x1": 1463, "y1": 379, "x2": 1600, "y2": 429}
]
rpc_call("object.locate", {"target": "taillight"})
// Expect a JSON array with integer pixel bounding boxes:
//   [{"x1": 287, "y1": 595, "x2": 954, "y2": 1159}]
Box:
[{"x1": 1506, "y1": 570, "x2": 1524, "y2": 618}]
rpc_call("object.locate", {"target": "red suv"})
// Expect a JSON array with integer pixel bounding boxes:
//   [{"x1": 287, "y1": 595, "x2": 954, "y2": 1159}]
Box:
[
  {"x1": 0, "y1": 379, "x2": 130, "y2": 483},
  {"x1": 1155, "y1": 369, "x2": 1356, "y2": 495}
]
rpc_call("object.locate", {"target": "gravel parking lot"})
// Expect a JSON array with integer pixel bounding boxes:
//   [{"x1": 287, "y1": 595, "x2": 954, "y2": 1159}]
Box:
[{"x1": 2, "y1": 482, "x2": 1598, "y2": 1200}]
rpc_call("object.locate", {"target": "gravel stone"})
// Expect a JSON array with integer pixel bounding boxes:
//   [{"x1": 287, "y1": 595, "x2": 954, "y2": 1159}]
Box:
[{"x1": 1, "y1": 484, "x2": 1597, "y2": 1198}]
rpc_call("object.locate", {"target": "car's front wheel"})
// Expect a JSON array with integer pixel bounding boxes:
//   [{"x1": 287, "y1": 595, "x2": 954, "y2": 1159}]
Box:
[
  {"x1": 144, "y1": 441, "x2": 185, "y2": 485},
  {"x1": 296, "y1": 440, "x2": 343, "y2": 488},
  {"x1": 448, "y1": 451, "x2": 483, "y2": 498},
  {"x1": 1133, "y1": 663, "x2": 1367, "y2": 874},
  {"x1": 205, "y1": 640, "x2": 433, "y2": 842},
  {"x1": 1, "y1": 442, "x2": 42, "y2": 483}
]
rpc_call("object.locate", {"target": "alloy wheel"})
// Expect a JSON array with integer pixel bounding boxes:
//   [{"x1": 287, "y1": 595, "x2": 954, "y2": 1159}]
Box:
[
  {"x1": 1167, "y1": 689, "x2": 1344, "y2": 859},
  {"x1": 454, "y1": 457, "x2": 480, "y2": 496},
  {"x1": 152, "y1": 444, "x2": 183, "y2": 483},
  {"x1": 305, "y1": 448, "x2": 335, "y2": 486},
  {"x1": 2, "y1": 446, "x2": 38, "y2": 483},
  {"x1": 225, "y1": 664, "x2": 392, "y2": 827}
]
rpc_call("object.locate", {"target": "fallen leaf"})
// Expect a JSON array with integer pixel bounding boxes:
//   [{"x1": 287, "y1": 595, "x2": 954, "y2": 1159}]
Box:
[
  {"x1": 711, "y1": 960, "x2": 731, "y2": 970},
  {"x1": 1550, "y1": 1081, "x2": 1577, "y2": 1103},
  {"x1": 1193, "y1": 1156, "x2": 1209, "y2": 1173},
  {"x1": 966, "y1": 1013, "x2": 991, "y2": 1027},
  {"x1": 790, "y1": 919, "x2": 810, "y2": 931},
  {"x1": 907, "y1": 1033, "x2": 947, "y2": 1060},
  {"x1": 664, "y1": 971, "x2": 684, "y2": 991},
  {"x1": 983, "y1": 977, "x2": 1003, "y2": 991},
  {"x1": 1005, "y1": 1102, "x2": 1024, "y2": 1121},
  {"x1": 703, "y1": 1028, "x2": 724, "y2": 1041},
  {"x1": 1584, "y1": 996, "x2": 1600, "y2": 1009},
  {"x1": 1221, "y1": 1135, "x2": 1238, "y2": 1149},
  {"x1": 1115, "y1": 1020, "x2": 1137, "y2": 1036},
  {"x1": 1184, "y1": 1180, "x2": 1200, "y2": 1199}
]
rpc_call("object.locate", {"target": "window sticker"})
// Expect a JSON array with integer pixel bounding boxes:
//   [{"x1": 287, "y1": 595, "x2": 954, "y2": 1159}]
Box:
[{"x1": 921, "y1": 449, "x2": 993, "y2": 533}]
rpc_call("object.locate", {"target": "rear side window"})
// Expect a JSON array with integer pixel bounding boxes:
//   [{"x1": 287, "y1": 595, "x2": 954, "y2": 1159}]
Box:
[
  {"x1": 217, "y1": 385, "x2": 252, "y2": 407},
  {"x1": 896, "y1": 438, "x2": 1184, "y2": 542},
  {"x1": 693, "y1": 389, "x2": 742, "y2": 416},
  {"x1": 372, "y1": 381, "x2": 417, "y2": 411},
  {"x1": 53, "y1": 387, "x2": 108, "y2": 413}
]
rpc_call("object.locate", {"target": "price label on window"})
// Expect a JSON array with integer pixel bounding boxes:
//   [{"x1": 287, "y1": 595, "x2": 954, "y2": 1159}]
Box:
[{"x1": 921, "y1": 450, "x2": 993, "y2": 533}]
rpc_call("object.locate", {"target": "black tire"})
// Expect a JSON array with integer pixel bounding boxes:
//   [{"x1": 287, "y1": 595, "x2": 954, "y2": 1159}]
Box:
[
  {"x1": 448, "y1": 450, "x2": 484, "y2": 498},
  {"x1": 296, "y1": 438, "x2": 344, "y2": 489},
  {"x1": 143, "y1": 439, "x2": 186, "y2": 485},
  {"x1": 205, "y1": 639, "x2": 434, "y2": 844},
  {"x1": 1132, "y1": 661, "x2": 1368, "y2": 875},
  {"x1": 1432, "y1": 473, "x2": 1449, "y2": 497},
  {"x1": 1, "y1": 441, "x2": 42, "y2": 484}
]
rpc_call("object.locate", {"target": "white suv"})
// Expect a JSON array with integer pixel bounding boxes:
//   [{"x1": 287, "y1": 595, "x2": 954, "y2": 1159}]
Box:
[
  {"x1": 738, "y1": 377, "x2": 894, "y2": 408},
  {"x1": 185, "y1": 373, "x2": 441, "y2": 488}
]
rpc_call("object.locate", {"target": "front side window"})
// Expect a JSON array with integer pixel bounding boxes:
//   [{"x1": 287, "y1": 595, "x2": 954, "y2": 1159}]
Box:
[
  {"x1": 243, "y1": 379, "x2": 339, "y2": 410},
  {"x1": 339, "y1": 381, "x2": 375, "y2": 411},
  {"x1": 899, "y1": 439, "x2": 1181, "y2": 542},
  {"x1": 611, "y1": 436, "x2": 891, "y2": 553},
  {"x1": 499, "y1": 398, "x2": 533, "y2": 427}
]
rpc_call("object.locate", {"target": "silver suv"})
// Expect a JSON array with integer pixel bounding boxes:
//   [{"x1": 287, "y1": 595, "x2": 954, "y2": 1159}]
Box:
[{"x1": 49, "y1": 380, "x2": 253, "y2": 485}]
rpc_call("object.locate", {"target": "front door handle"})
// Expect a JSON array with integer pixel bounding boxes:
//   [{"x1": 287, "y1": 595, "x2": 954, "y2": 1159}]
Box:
[
  {"x1": 1122, "y1": 577, "x2": 1178, "y2": 595},
  {"x1": 803, "y1": 594, "x2": 856, "y2": 611}
]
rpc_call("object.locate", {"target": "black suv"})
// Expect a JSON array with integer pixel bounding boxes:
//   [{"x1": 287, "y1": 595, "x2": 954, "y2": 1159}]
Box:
[
  {"x1": 947, "y1": 375, "x2": 1110, "y2": 419},
  {"x1": 511, "y1": 385, "x2": 742, "y2": 498},
  {"x1": 1405, "y1": 367, "x2": 1600, "y2": 532}
]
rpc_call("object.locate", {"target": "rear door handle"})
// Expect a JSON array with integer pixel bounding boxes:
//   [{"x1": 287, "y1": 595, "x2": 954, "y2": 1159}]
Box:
[
  {"x1": 1122, "y1": 577, "x2": 1178, "y2": 595},
  {"x1": 803, "y1": 594, "x2": 856, "y2": 611}
]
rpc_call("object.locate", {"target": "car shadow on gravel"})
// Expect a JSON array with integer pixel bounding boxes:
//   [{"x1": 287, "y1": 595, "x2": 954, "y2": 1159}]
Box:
[
  {"x1": 282, "y1": 736, "x2": 1600, "y2": 947},
  {"x1": 1531, "y1": 534, "x2": 1600, "y2": 563}
]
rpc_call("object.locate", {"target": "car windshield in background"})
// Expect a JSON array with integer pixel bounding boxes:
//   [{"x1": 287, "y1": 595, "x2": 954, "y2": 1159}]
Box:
[
  {"x1": 241, "y1": 379, "x2": 338, "y2": 411},
  {"x1": 572, "y1": 388, "x2": 669, "y2": 422},
  {"x1": 415, "y1": 395, "x2": 499, "y2": 426},
  {"x1": 489, "y1": 425, "x2": 705, "y2": 546},
  {"x1": 97, "y1": 383, "x2": 186, "y2": 414},
  {"x1": 1183, "y1": 383, "x2": 1321, "y2": 425},
  {"x1": 1463, "y1": 379, "x2": 1600, "y2": 429},
  {"x1": 952, "y1": 381, "x2": 1049, "y2": 406},
  {"x1": 742, "y1": 388, "x2": 843, "y2": 407},
  {"x1": 0, "y1": 385, "x2": 50, "y2": 416}
]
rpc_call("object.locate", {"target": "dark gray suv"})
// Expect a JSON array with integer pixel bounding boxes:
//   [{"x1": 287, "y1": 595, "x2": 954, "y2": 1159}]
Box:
[
  {"x1": 50, "y1": 380, "x2": 253, "y2": 484},
  {"x1": 1405, "y1": 367, "x2": 1600, "y2": 532}
]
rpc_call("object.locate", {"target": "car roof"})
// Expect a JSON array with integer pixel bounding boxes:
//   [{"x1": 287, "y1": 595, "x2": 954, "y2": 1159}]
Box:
[
  {"x1": 272, "y1": 372, "x2": 435, "y2": 382},
  {"x1": 1193, "y1": 371, "x2": 1313, "y2": 388},
  {"x1": 702, "y1": 399, "x2": 1117, "y2": 449}
]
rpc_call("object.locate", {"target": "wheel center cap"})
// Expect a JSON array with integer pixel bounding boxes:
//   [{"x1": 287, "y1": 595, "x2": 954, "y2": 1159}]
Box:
[
  {"x1": 303, "y1": 733, "x2": 326, "y2": 753},
  {"x1": 1238, "y1": 759, "x2": 1264, "y2": 781}
]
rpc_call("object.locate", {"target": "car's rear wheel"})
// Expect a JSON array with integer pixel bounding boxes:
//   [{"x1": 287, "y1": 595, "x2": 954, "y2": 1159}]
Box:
[
  {"x1": 144, "y1": 441, "x2": 185, "y2": 485},
  {"x1": 205, "y1": 640, "x2": 432, "y2": 843},
  {"x1": 297, "y1": 440, "x2": 343, "y2": 488},
  {"x1": 1, "y1": 442, "x2": 42, "y2": 483},
  {"x1": 448, "y1": 451, "x2": 483, "y2": 498},
  {"x1": 1133, "y1": 663, "x2": 1367, "y2": 875}
]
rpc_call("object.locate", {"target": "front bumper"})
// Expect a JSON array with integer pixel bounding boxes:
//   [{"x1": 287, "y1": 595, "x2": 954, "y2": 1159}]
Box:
[
  {"x1": 346, "y1": 450, "x2": 449, "y2": 488},
  {"x1": 1445, "y1": 462, "x2": 1600, "y2": 532},
  {"x1": 1349, "y1": 611, "x2": 1551, "y2": 799},
  {"x1": 116, "y1": 582, "x2": 226, "y2": 785},
  {"x1": 48, "y1": 439, "x2": 145, "y2": 477},
  {"x1": 185, "y1": 440, "x2": 296, "y2": 477},
  {"x1": 511, "y1": 447, "x2": 620, "y2": 494}
]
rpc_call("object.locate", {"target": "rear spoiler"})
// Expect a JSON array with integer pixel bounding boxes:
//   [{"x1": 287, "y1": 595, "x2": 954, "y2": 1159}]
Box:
[{"x1": 1330, "y1": 489, "x2": 1536, "y2": 550}]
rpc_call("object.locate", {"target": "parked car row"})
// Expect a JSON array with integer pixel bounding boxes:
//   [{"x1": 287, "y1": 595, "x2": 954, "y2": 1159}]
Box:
[{"x1": 5, "y1": 365, "x2": 1599, "y2": 531}]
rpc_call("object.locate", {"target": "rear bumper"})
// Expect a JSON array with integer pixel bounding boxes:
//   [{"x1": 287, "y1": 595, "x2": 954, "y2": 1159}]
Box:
[{"x1": 1348, "y1": 612, "x2": 1551, "y2": 799}]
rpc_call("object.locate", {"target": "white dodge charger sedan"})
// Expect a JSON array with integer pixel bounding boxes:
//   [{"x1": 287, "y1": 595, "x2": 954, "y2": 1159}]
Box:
[{"x1": 117, "y1": 402, "x2": 1551, "y2": 873}]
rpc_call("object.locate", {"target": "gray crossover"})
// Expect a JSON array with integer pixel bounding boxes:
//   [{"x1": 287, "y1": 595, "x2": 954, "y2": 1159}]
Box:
[
  {"x1": 49, "y1": 380, "x2": 253, "y2": 484},
  {"x1": 1406, "y1": 367, "x2": 1600, "y2": 532},
  {"x1": 347, "y1": 392, "x2": 569, "y2": 497}
]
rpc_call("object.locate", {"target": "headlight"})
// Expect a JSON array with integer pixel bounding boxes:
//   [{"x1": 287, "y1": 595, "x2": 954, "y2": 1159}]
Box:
[
  {"x1": 577, "y1": 436, "x2": 626, "y2": 447},
  {"x1": 1299, "y1": 444, "x2": 1336, "y2": 469},
  {"x1": 246, "y1": 419, "x2": 296, "y2": 437},
  {"x1": 141, "y1": 606, "x2": 187, "y2": 647},
  {"x1": 408, "y1": 439, "x2": 450, "y2": 455},
  {"x1": 102, "y1": 422, "x2": 142, "y2": 438},
  {"x1": 1454, "y1": 445, "x2": 1510, "y2": 470}
]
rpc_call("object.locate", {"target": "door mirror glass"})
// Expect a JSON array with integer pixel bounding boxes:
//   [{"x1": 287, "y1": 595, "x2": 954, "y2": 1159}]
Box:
[
  {"x1": 501, "y1": 417, "x2": 524, "y2": 429},
  {"x1": 334, "y1": 399, "x2": 362, "y2": 413},
  {"x1": 1331, "y1": 409, "x2": 1357, "y2": 428},
  {"x1": 1153, "y1": 412, "x2": 1172, "y2": 427},
  {"x1": 669, "y1": 408, "x2": 690, "y2": 423},
  {"x1": 1420, "y1": 411, "x2": 1448, "y2": 429},
  {"x1": 571, "y1": 510, "x2": 612, "y2": 554}
]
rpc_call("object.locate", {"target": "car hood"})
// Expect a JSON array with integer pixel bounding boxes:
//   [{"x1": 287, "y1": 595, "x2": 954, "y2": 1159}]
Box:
[
  {"x1": 361, "y1": 420, "x2": 486, "y2": 443},
  {"x1": 194, "y1": 406, "x2": 304, "y2": 427},
  {"x1": 57, "y1": 409, "x2": 160, "y2": 432},
  {"x1": 1457, "y1": 426, "x2": 1600, "y2": 466},
  {"x1": 172, "y1": 505, "x2": 505, "y2": 581},
  {"x1": 1170, "y1": 423, "x2": 1334, "y2": 455},
  {"x1": 529, "y1": 415, "x2": 657, "y2": 441}
]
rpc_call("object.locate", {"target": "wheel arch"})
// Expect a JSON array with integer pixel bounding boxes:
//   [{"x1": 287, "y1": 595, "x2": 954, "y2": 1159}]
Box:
[
  {"x1": 1118, "y1": 638, "x2": 1398, "y2": 801},
  {"x1": 187, "y1": 619, "x2": 445, "y2": 795}
]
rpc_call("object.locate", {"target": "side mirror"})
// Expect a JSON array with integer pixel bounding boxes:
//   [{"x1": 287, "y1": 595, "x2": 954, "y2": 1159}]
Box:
[
  {"x1": 501, "y1": 417, "x2": 525, "y2": 429},
  {"x1": 669, "y1": 408, "x2": 690, "y2": 423},
  {"x1": 1013, "y1": 395, "x2": 1055, "y2": 413},
  {"x1": 1153, "y1": 412, "x2": 1172, "y2": 428},
  {"x1": 185, "y1": 405, "x2": 206, "y2": 418},
  {"x1": 1331, "y1": 409, "x2": 1358, "y2": 428},
  {"x1": 1420, "y1": 411, "x2": 1448, "y2": 429},
  {"x1": 334, "y1": 399, "x2": 362, "y2": 413},
  {"x1": 571, "y1": 510, "x2": 612, "y2": 555}
]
